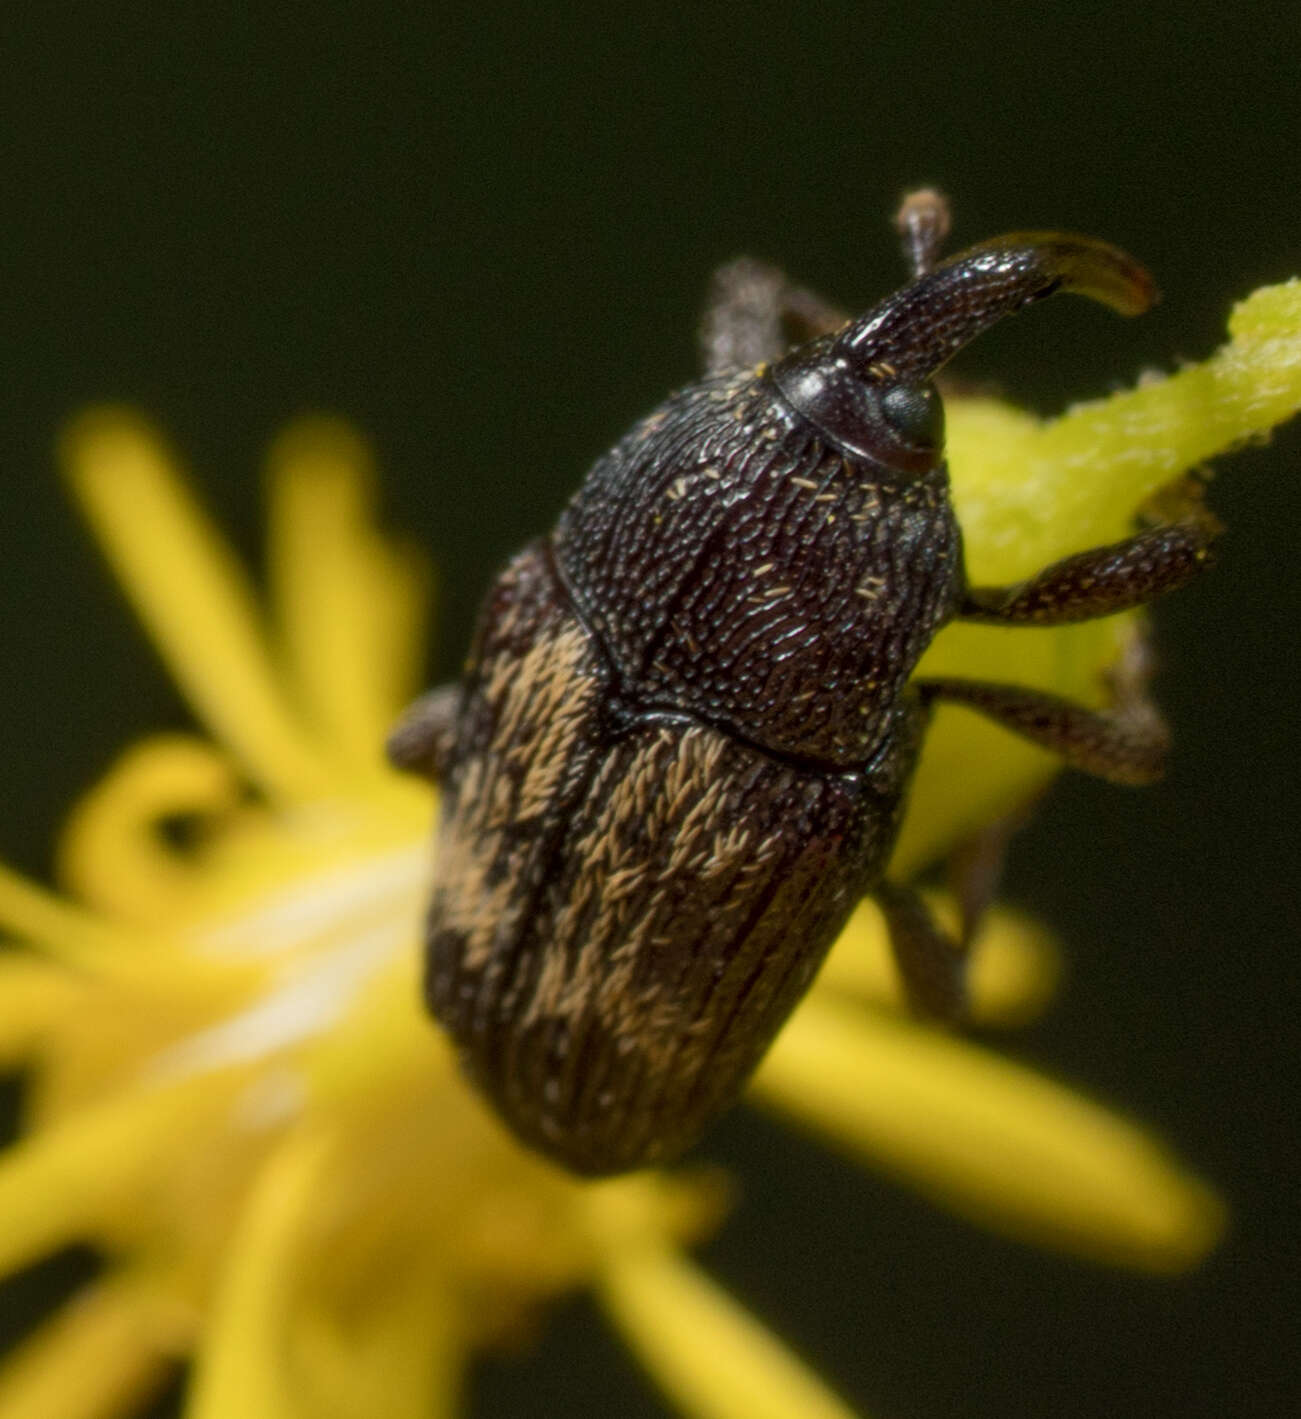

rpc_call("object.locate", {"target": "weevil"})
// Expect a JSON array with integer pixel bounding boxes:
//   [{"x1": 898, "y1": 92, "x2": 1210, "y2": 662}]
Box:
[{"x1": 390, "y1": 191, "x2": 1218, "y2": 1176}]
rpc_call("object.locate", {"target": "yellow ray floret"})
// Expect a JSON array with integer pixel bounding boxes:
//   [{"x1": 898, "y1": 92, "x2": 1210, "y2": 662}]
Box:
[
  {"x1": 597, "y1": 1239, "x2": 861, "y2": 1419},
  {"x1": 0, "y1": 1268, "x2": 179, "y2": 1419},
  {"x1": 753, "y1": 995, "x2": 1223, "y2": 1272},
  {"x1": 60, "y1": 412, "x2": 335, "y2": 802},
  {"x1": 265, "y1": 419, "x2": 432, "y2": 782}
]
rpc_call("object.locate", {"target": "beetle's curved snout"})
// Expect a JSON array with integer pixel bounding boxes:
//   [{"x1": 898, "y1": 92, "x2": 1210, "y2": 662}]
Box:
[{"x1": 838, "y1": 231, "x2": 1158, "y2": 382}]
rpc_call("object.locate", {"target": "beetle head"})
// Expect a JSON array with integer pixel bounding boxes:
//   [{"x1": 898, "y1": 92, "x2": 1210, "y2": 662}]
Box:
[{"x1": 772, "y1": 233, "x2": 1156, "y2": 474}]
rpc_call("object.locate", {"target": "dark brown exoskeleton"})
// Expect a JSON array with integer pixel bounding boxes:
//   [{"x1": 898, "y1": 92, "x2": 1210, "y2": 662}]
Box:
[{"x1": 390, "y1": 192, "x2": 1218, "y2": 1176}]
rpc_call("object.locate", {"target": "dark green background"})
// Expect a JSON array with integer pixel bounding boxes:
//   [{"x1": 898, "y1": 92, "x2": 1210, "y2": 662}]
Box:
[{"x1": 2, "y1": 6, "x2": 1298, "y2": 1417}]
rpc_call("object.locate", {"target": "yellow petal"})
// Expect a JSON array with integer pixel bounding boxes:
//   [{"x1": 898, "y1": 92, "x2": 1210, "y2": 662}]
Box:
[
  {"x1": 185, "y1": 1127, "x2": 330, "y2": 1419},
  {"x1": 288, "y1": 1263, "x2": 463, "y2": 1419},
  {"x1": 266, "y1": 419, "x2": 433, "y2": 779},
  {"x1": 59, "y1": 408, "x2": 334, "y2": 801},
  {"x1": 0, "y1": 1076, "x2": 217, "y2": 1275},
  {"x1": 0, "y1": 860, "x2": 150, "y2": 975},
  {"x1": 186, "y1": 1121, "x2": 465, "y2": 1419},
  {"x1": 964, "y1": 903, "x2": 1063, "y2": 1025},
  {"x1": 598, "y1": 1243, "x2": 864, "y2": 1419},
  {"x1": 0, "y1": 1273, "x2": 171, "y2": 1419},
  {"x1": 0, "y1": 954, "x2": 81, "y2": 1066},
  {"x1": 752, "y1": 994, "x2": 1224, "y2": 1272},
  {"x1": 362, "y1": 540, "x2": 434, "y2": 735},
  {"x1": 56, "y1": 735, "x2": 245, "y2": 927},
  {"x1": 816, "y1": 895, "x2": 1062, "y2": 1027},
  {"x1": 0, "y1": 860, "x2": 243, "y2": 1004}
]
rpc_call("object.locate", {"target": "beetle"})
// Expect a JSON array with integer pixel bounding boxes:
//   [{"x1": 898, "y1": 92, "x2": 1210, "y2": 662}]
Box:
[{"x1": 390, "y1": 191, "x2": 1218, "y2": 1176}]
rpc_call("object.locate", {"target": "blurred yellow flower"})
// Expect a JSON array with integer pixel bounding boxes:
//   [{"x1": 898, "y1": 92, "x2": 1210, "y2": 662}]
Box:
[{"x1": 0, "y1": 277, "x2": 1297, "y2": 1419}]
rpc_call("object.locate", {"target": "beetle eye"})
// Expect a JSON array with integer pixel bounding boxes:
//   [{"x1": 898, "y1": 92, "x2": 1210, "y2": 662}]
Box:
[{"x1": 879, "y1": 382, "x2": 944, "y2": 450}]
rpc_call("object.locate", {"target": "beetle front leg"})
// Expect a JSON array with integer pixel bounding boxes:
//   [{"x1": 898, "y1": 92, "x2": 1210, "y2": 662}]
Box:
[
  {"x1": 961, "y1": 498, "x2": 1220, "y2": 626},
  {"x1": 700, "y1": 191, "x2": 954, "y2": 377},
  {"x1": 386, "y1": 684, "x2": 460, "y2": 782},
  {"x1": 699, "y1": 258, "x2": 847, "y2": 376}
]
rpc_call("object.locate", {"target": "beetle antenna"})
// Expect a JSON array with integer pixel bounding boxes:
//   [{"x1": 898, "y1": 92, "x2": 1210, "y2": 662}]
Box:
[
  {"x1": 841, "y1": 232, "x2": 1158, "y2": 379},
  {"x1": 894, "y1": 188, "x2": 951, "y2": 276}
]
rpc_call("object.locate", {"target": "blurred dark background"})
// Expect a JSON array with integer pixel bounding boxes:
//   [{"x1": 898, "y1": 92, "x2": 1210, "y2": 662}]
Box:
[{"x1": 1, "y1": 5, "x2": 1298, "y2": 1417}]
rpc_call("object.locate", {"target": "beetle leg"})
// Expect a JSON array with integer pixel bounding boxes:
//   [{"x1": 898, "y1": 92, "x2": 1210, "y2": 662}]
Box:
[
  {"x1": 915, "y1": 641, "x2": 1171, "y2": 785},
  {"x1": 875, "y1": 792, "x2": 1037, "y2": 1022},
  {"x1": 386, "y1": 684, "x2": 460, "y2": 782},
  {"x1": 961, "y1": 493, "x2": 1220, "y2": 626},
  {"x1": 873, "y1": 880, "x2": 967, "y2": 1021},
  {"x1": 946, "y1": 795, "x2": 1042, "y2": 948},
  {"x1": 699, "y1": 258, "x2": 847, "y2": 376}
]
